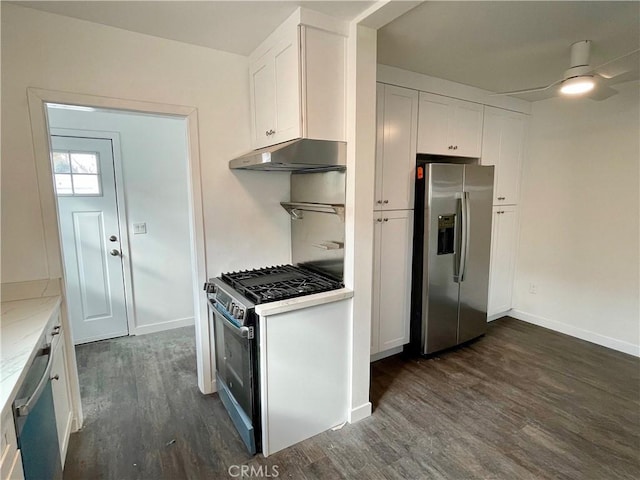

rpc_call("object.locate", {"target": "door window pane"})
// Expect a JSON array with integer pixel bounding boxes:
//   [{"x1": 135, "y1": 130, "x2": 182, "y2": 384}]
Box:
[
  {"x1": 72, "y1": 175, "x2": 101, "y2": 195},
  {"x1": 53, "y1": 149, "x2": 102, "y2": 196},
  {"x1": 53, "y1": 152, "x2": 71, "y2": 173},
  {"x1": 71, "y1": 153, "x2": 98, "y2": 174},
  {"x1": 55, "y1": 174, "x2": 73, "y2": 195}
]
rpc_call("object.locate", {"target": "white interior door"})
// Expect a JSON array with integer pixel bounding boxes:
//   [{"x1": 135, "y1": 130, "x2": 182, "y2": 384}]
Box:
[{"x1": 52, "y1": 135, "x2": 129, "y2": 344}]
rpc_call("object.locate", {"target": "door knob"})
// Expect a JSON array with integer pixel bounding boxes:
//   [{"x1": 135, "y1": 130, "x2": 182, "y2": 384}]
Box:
[
  {"x1": 109, "y1": 235, "x2": 118, "y2": 242},
  {"x1": 109, "y1": 249, "x2": 121, "y2": 257}
]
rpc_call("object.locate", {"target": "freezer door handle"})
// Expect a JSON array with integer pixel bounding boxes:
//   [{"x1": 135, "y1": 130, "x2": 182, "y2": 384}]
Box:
[{"x1": 459, "y1": 192, "x2": 471, "y2": 282}]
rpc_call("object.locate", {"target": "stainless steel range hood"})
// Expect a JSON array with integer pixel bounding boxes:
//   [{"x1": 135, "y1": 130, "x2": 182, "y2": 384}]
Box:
[{"x1": 229, "y1": 139, "x2": 346, "y2": 172}]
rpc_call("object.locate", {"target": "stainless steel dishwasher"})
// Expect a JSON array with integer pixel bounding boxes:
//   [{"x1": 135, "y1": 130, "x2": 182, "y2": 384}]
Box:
[{"x1": 13, "y1": 338, "x2": 63, "y2": 480}]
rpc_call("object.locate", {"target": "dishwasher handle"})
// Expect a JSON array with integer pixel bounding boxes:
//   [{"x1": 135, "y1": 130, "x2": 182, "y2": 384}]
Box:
[{"x1": 14, "y1": 345, "x2": 54, "y2": 417}]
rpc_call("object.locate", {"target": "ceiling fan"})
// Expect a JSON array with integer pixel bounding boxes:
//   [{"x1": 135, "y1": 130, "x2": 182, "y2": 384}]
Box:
[{"x1": 493, "y1": 40, "x2": 640, "y2": 100}]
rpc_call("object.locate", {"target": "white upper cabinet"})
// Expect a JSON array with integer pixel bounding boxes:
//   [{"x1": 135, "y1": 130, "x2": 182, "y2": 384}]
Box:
[
  {"x1": 249, "y1": 10, "x2": 346, "y2": 149},
  {"x1": 417, "y1": 92, "x2": 484, "y2": 158},
  {"x1": 481, "y1": 106, "x2": 527, "y2": 205},
  {"x1": 375, "y1": 83, "x2": 419, "y2": 211},
  {"x1": 250, "y1": 29, "x2": 300, "y2": 147}
]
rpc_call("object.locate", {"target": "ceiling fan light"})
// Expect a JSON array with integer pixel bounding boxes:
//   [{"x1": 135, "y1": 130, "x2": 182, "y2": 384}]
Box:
[{"x1": 560, "y1": 76, "x2": 595, "y2": 95}]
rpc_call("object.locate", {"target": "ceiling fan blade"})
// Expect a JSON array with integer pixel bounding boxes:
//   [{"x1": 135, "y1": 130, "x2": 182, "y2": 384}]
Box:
[
  {"x1": 601, "y1": 69, "x2": 639, "y2": 86},
  {"x1": 586, "y1": 85, "x2": 619, "y2": 101},
  {"x1": 490, "y1": 78, "x2": 563, "y2": 96},
  {"x1": 590, "y1": 48, "x2": 640, "y2": 79}
]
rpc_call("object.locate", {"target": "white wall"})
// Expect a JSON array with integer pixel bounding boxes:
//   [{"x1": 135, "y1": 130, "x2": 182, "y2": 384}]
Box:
[
  {"x1": 513, "y1": 81, "x2": 640, "y2": 356},
  {"x1": 0, "y1": 4, "x2": 291, "y2": 287},
  {"x1": 47, "y1": 108, "x2": 195, "y2": 333}
]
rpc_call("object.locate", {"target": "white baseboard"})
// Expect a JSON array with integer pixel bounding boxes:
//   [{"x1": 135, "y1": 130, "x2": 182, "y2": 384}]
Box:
[
  {"x1": 349, "y1": 402, "x2": 372, "y2": 423},
  {"x1": 370, "y1": 345, "x2": 403, "y2": 362},
  {"x1": 510, "y1": 309, "x2": 640, "y2": 357},
  {"x1": 133, "y1": 316, "x2": 195, "y2": 336},
  {"x1": 488, "y1": 310, "x2": 512, "y2": 322}
]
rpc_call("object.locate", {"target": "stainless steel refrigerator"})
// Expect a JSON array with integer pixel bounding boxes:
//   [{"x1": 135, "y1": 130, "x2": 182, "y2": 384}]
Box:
[{"x1": 409, "y1": 163, "x2": 494, "y2": 355}]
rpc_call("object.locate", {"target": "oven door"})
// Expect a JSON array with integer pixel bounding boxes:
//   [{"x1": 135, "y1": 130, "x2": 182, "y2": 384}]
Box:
[{"x1": 209, "y1": 299, "x2": 258, "y2": 454}]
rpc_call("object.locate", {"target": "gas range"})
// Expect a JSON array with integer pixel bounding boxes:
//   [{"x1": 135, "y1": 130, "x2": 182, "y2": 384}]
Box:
[
  {"x1": 219, "y1": 264, "x2": 343, "y2": 305},
  {"x1": 203, "y1": 264, "x2": 344, "y2": 456}
]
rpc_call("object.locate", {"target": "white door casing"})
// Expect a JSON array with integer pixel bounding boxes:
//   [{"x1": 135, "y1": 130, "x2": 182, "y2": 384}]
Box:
[{"x1": 52, "y1": 135, "x2": 129, "y2": 344}]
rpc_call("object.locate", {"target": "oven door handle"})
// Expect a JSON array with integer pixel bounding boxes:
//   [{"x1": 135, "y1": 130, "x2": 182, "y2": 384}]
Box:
[{"x1": 209, "y1": 299, "x2": 253, "y2": 339}]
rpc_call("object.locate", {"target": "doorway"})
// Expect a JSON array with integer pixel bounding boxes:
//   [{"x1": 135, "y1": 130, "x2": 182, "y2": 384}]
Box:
[
  {"x1": 46, "y1": 105, "x2": 196, "y2": 347},
  {"x1": 29, "y1": 88, "x2": 213, "y2": 399}
]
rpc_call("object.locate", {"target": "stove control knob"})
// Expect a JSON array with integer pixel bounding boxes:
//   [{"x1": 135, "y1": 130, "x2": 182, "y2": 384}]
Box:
[
  {"x1": 232, "y1": 305, "x2": 239, "y2": 317},
  {"x1": 237, "y1": 309, "x2": 244, "y2": 320}
]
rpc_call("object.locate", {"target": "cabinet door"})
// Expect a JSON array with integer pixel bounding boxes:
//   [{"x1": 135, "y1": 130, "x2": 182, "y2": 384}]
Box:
[
  {"x1": 271, "y1": 28, "x2": 301, "y2": 145},
  {"x1": 417, "y1": 91, "x2": 451, "y2": 155},
  {"x1": 488, "y1": 206, "x2": 518, "y2": 316},
  {"x1": 249, "y1": 28, "x2": 301, "y2": 149},
  {"x1": 376, "y1": 84, "x2": 418, "y2": 210},
  {"x1": 250, "y1": 57, "x2": 276, "y2": 148},
  {"x1": 51, "y1": 334, "x2": 73, "y2": 465},
  {"x1": 452, "y1": 100, "x2": 483, "y2": 157},
  {"x1": 481, "y1": 106, "x2": 526, "y2": 205},
  {"x1": 376, "y1": 210, "x2": 414, "y2": 351}
]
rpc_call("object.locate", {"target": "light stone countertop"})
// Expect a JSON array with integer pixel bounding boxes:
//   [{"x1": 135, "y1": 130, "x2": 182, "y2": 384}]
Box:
[
  {"x1": 0, "y1": 296, "x2": 61, "y2": 413},
  {"x1": 254, "y1": 288, "x2": 353, "y2": 317}
]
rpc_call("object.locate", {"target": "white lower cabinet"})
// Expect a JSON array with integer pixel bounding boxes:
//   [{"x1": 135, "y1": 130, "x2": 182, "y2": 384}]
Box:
[
  {"x1": 371, "y1": 210, "x2": 414, "y2": 355},
  {"x1": 1, "y1": 408, "x2": 24, "y2": 480},
  {"x1": 51, "y1": 328, "x2": 73, "y2": 466},
  {"x1": 488, "y1": 205, "x2": 519, "y2": 316}
]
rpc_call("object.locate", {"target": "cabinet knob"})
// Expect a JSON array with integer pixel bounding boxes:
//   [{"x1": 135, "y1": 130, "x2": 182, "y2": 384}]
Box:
[
  {"x1": 453, "y1": 145, "x2": 458, "y2": 150},
  {"x1": 497, "y1": 196, "x2": 506, "y2": 200},
  {"x1": 375, "y1": 218, "x2": 382, "y2": 223},
  {"x1": 51, "y1": 374, "x2": 60, "y2": 381},
  {"x1": 383, "y1": 200, "x2": 389, "y2": 204},
  {"x1": 376, "y1": 200, "x2": 382, "y2": 204},
  {"x1": 383, "y1": 218, "x2": 389, "y2": 222},
  {"x1": 448, "y1": 145, "x2": 453, "y2": 150}
]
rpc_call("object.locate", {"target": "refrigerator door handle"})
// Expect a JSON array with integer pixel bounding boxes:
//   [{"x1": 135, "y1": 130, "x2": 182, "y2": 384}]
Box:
[
  {"x1": 460, "y1": 192, "x2": 471, "y2": 282},
  {"x1": 453, "y1": 199, "x2": 462, "y2": 283}
]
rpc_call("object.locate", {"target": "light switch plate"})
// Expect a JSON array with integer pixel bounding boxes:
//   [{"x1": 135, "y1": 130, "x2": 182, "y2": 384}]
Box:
[{"x1": 133, "y1": 222, "x2": 147, "y2": 235}]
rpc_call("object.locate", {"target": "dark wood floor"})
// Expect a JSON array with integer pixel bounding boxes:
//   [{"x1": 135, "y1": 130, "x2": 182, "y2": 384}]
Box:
[{"x1": 64, "y1": 318, "x2": 640, "y2": 480}]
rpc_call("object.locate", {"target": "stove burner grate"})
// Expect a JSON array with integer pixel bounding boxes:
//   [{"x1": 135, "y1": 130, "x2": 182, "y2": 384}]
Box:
[{"x1": 221, "y1": 265, "x2": 343, "y2": 304}]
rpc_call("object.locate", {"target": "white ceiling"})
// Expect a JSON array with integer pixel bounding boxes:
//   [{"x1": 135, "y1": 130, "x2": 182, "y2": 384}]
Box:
[
  {"x1": 15, "y1": 1, "x2": 640, "y2": 101},
  {"x1": 378, "y1": 1, "x2": 640, "y2": 100},
  {"x1": 15, "y1": 1, "x2": 376, "y2": 56}
]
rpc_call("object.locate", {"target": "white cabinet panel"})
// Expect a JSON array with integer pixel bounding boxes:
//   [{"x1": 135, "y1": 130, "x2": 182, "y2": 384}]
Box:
[
  {"x1": 481, "y1": 106, "x2": 527, "y2": 205},
  {"x1": 375, "y1": 84, "x2": 418, "y2": 211},
  {"x1": 417, "y1": 92, "x2": 483, "y2": 158},
  {"x1": 453, "y1": 98, "x2": 484, "y2": 157},
  {"x1": 250, "y1": 59, "x2": 276, "y2": 148},
  {"x1": 1, "y1": 408, "x2": 23, "y2": 480},
  {"x1": 51, "y1": 331, "x2": 73, "y2": 466},
  {"x1": 416, "y1": 92, "x2": 450, "y2": 155},
  {"x1": 272, "y1": 31, "x2": 301, "y2": 145},
  {"x1": 488, "y1": 205, "x2": 518, "y2": 316},
  {"x1": 372, "y1": 210, "x2": 413, "y2": 354}
]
